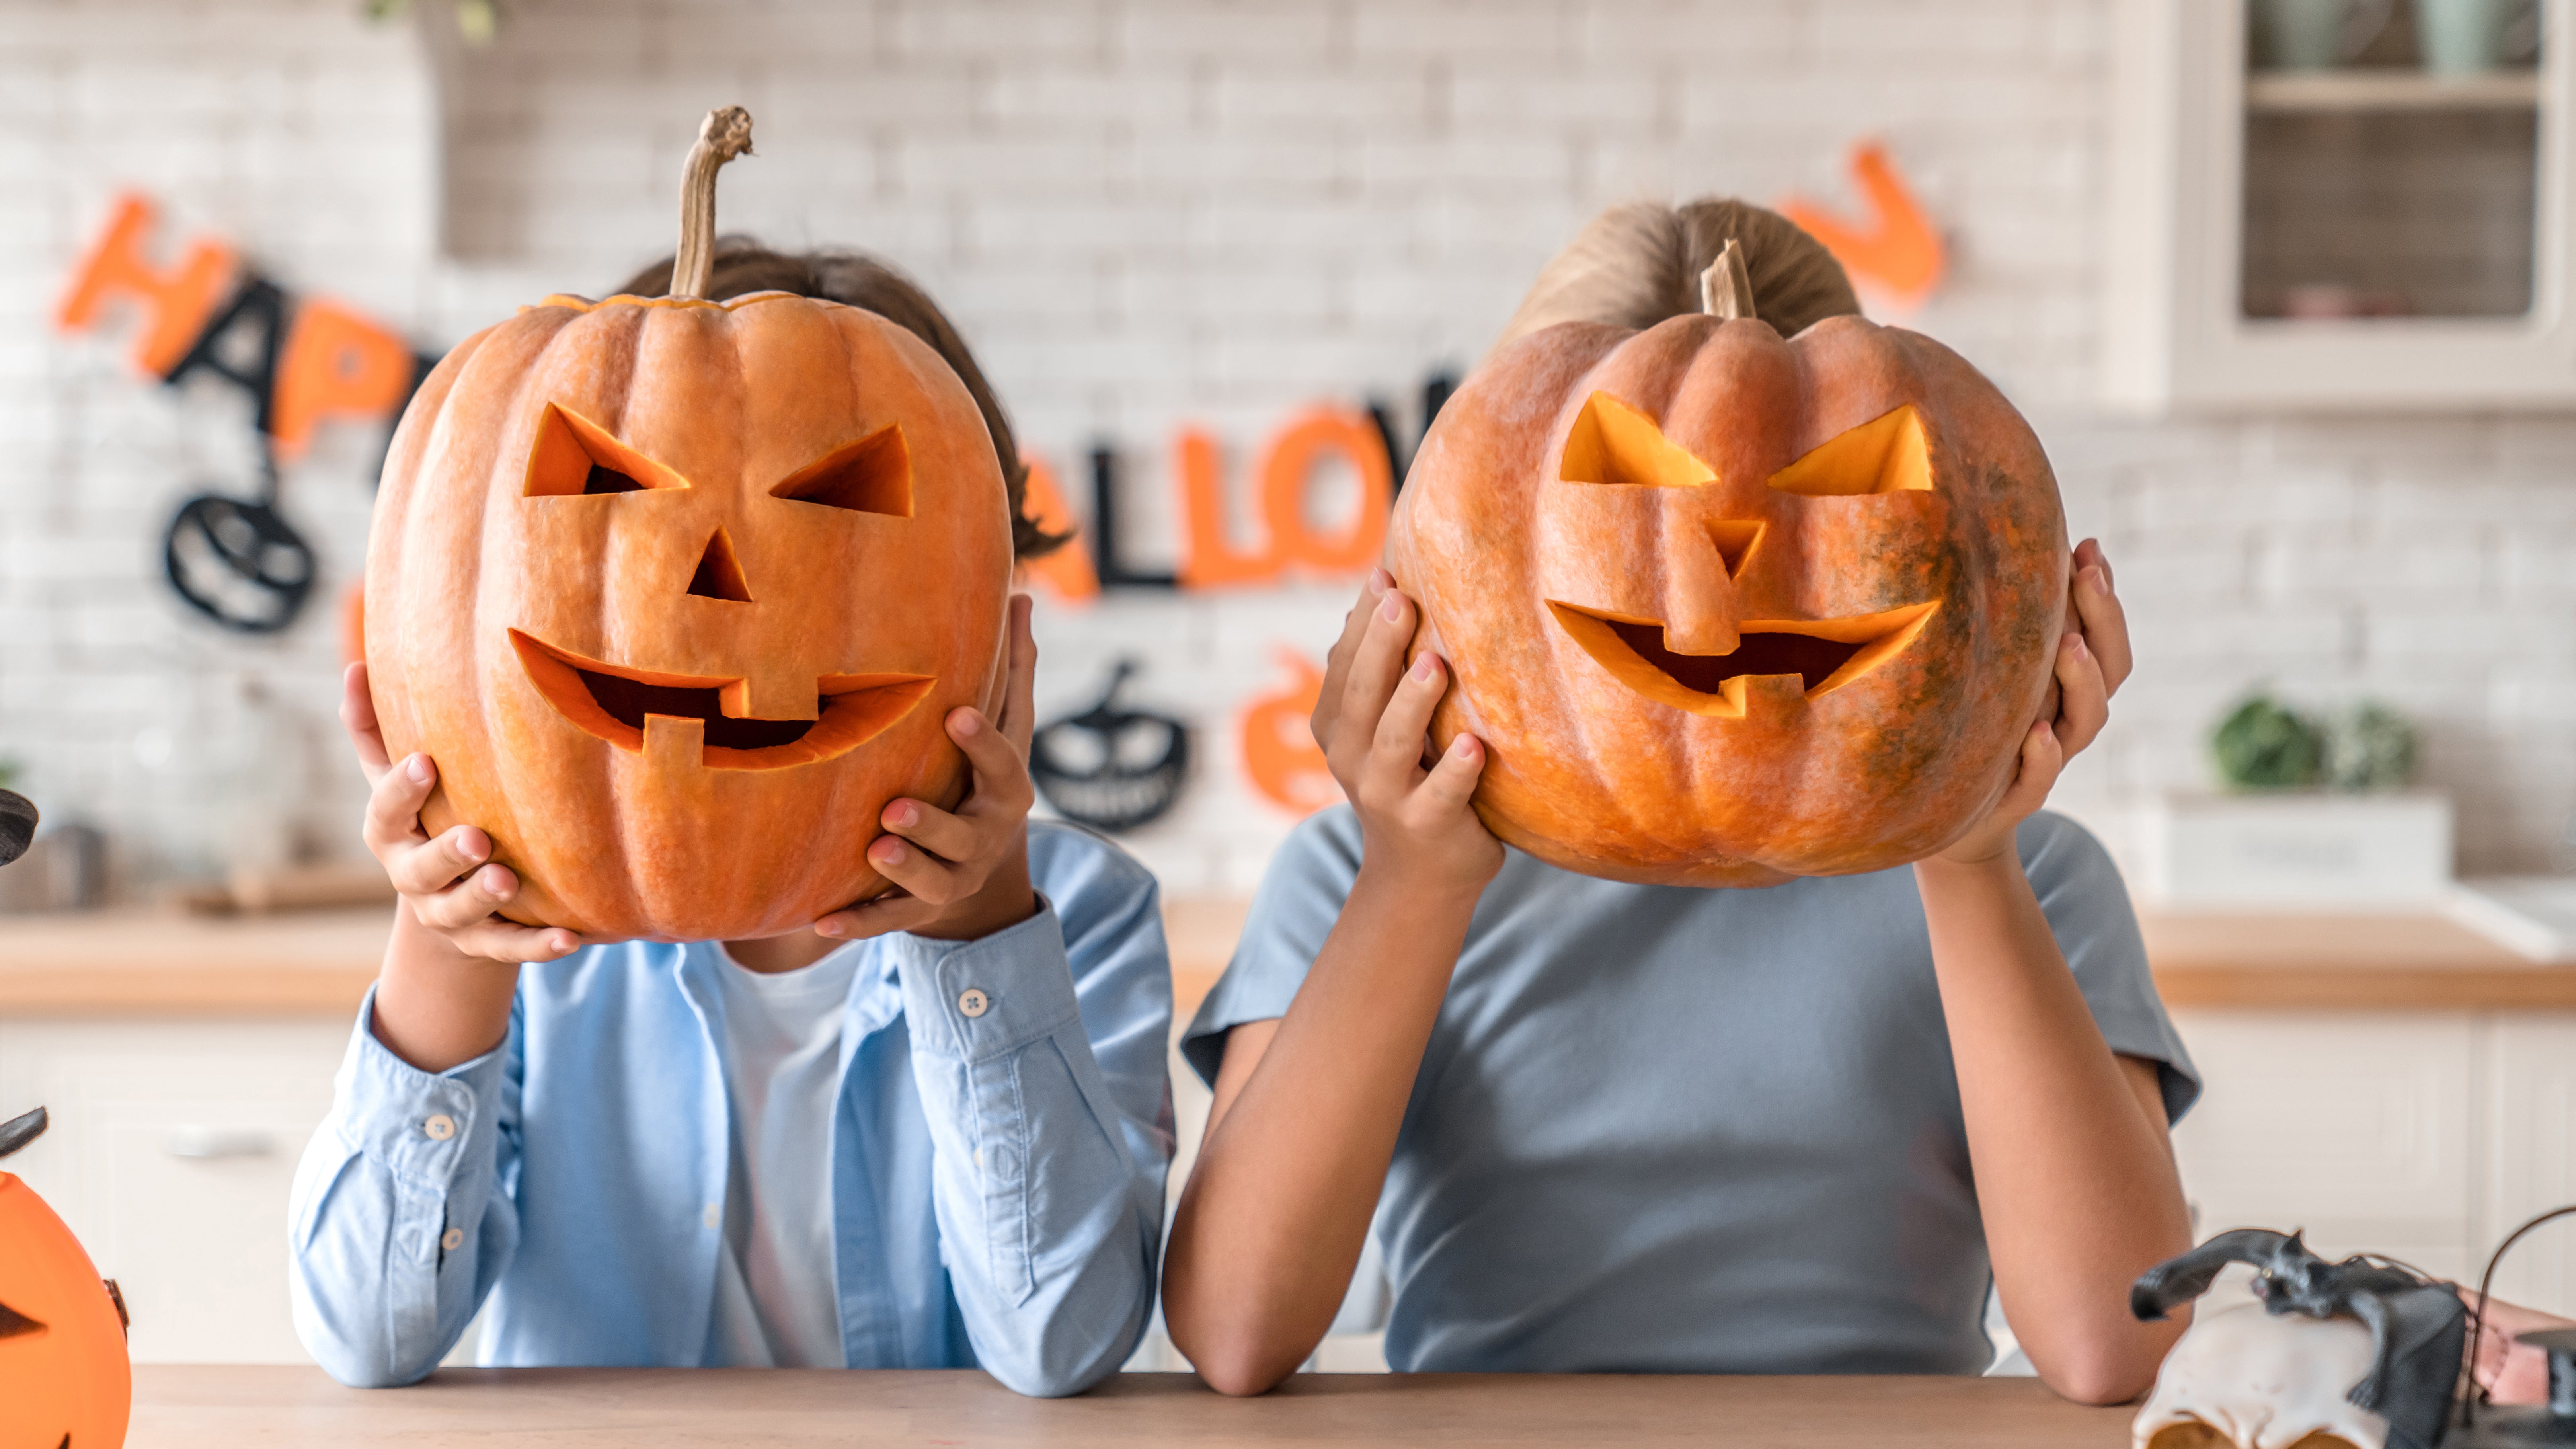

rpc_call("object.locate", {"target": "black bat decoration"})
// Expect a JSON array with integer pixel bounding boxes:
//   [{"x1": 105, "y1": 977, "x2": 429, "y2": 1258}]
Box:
[{"x1": 2133, "y1": 1228, "x2": 2468, "y2": 1449}]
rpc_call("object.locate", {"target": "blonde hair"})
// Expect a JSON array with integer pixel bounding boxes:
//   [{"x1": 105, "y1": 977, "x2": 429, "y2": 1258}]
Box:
[{"x1": 1490, "y1": 198, "x2": 1862, "y2": 362}]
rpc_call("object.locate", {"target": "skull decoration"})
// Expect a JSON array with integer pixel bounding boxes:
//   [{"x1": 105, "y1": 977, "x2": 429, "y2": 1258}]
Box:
[
  {"x1": 0, "y1": 1108, "x2": 131, "y2": 1449},
  {"x1": 364, "y1": 110, "x2": 1012, "y2": 940},
  {"x1": 2133, "y1": 1268, "x2": 2388, "y2": 1449},
  {"x1": 1385, "y1": 295, "x2": 2065, "y2": 886}
]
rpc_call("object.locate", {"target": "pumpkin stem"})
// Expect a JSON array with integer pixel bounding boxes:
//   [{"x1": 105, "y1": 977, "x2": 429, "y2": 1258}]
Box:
[
  {"x1": 1699, "y1": 238, "x2": 1757, "y2": 320},
  {"x1": 672, "y1": 106, "x2": 755, "y2": 300}
]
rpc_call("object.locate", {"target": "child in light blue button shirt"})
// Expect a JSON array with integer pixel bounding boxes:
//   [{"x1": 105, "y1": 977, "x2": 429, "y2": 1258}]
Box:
[{"x1": 291, "y1": 246, "x2": 1171, "y2": 1396}]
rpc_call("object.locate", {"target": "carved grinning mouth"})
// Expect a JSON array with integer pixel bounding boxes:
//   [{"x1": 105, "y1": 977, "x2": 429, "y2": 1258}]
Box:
[
  {"x1": 509, "y1": 630, "x2": 933, "y2": 771},
  {"x1": 1547, "y1": 601, "x2": 1938, "y2": 718}
]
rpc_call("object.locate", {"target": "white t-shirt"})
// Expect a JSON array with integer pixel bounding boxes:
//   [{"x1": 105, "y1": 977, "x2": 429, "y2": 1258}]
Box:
[{"x1": 702, "y1": 942, "x2": 861, "y2": 1367}]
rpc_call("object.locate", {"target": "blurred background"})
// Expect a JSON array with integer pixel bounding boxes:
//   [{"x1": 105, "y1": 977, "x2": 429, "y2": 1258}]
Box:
[{"x1": 2, "y1": 0, "x2": 2572, "y2": 1379}]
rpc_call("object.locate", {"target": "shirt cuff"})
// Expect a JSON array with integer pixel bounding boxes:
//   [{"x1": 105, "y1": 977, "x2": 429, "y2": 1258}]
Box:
[
  {"x1": 886, "y1": 896, "x2": 1081, "y2": 1063},
  {"x1": 334, "y1": 985, "x2": 502, "y2": 1185}
]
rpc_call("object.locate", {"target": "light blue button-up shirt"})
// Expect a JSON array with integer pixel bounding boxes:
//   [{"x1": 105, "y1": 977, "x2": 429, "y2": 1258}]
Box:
[{"x1": 289, "y1": 822, "x2": 1172, "y2": 1396}]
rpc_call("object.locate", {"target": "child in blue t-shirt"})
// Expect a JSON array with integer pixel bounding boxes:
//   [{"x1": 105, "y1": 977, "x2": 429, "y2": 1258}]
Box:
[
  {"x1": 292, "y1": 246, "x2": 1171, "y2": 1396},
  {"x1": 1162, "y1": 201, "x2": 2198, "y2": 1401}
]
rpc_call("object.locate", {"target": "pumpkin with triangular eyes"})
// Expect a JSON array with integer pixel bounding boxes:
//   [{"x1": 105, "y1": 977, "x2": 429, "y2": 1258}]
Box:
[
  {"x1": 1386, "y1": 271, "x2": 2066, "y2": 886},
  {"x1": 0, "y1": 1108, "x2": 131, "y2": 1449},
  {"x1": 364, "y1": 110, "x2": 1012, "y2": 941}
]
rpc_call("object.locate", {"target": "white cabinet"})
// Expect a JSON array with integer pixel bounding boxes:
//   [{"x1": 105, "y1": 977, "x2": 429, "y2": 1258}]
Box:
[
  {"x1": 0, "y1": 1019, "x2": 348, "y2": 1365},
  {"x1": 2172, "y1": 1009, "x2": 2576, "y2": 1311},
  {"x1": 2106, "y1": 0, "x2": 2576, "y2": 409}
]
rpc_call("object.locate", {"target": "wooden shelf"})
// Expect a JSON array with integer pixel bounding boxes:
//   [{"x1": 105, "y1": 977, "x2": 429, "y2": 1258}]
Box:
[{"x1": 2246, "y1": 68, "x2": 2542, "y2": 112}]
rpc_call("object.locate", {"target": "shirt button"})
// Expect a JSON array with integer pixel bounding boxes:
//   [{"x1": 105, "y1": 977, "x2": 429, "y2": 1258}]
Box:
[
  {"x1": 439, "y1": 1227, "x2": 464, "y2": 1252},
  {"x1": 703, "y1": 1203, "x2": 721, "y2": 1230},
  {"x1": 423, "y1": 1114, "x2": 457, "y2": 1141},
  {"x1": 957, "y1": 987, "x2": 990, "y2": 1018}
]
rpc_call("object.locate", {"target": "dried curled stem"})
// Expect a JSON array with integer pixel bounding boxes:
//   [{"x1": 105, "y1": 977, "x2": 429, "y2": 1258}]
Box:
[
  {"x1": 671, "y1": 106, "x2": 755, "y2": 300},
  {"x1": 1699, "y1": 237, "x2": 1756, "y2": 320}
]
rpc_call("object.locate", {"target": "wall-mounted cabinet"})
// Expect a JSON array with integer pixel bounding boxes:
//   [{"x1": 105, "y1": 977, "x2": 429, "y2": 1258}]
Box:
[{"x1": 2106, "y1": 0, "x2": 2576, "y2": 410}]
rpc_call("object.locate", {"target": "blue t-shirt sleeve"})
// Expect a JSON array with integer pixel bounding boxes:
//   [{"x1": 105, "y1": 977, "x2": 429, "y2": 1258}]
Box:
[
  {"x1": 1179, "y1": 805, "x2": 1364, "y2": 1088},
  {"x1": 2018, "y1": 811, "x2": 2203, "y2": 1124}
]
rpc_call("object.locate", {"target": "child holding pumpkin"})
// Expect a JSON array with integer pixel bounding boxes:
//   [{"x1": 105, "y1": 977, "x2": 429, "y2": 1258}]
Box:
[
  {"x1": 292, "y1": 244, "x2": 1171, "y2": 1397},
  {"x1": 1162, "y1": 201, "x2": 2200, "y2": 1402}
]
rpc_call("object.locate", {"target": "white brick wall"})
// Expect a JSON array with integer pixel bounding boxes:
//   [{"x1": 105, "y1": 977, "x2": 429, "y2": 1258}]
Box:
[{"x1": 3, "y1": 0, "x2": 2572, "y2": 899}]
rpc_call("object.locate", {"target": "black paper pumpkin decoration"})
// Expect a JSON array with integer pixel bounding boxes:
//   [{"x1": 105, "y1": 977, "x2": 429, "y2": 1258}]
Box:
[
  {"x1": 0, "y1": 790, "x2": 33, "y2": 867},
  {"x1": 1029, "y1": 660, "x2": 1190, "y2": 832}
]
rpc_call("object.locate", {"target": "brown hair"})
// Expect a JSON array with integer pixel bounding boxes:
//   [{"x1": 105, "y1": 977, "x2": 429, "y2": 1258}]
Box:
[
  {"x1": 1489, "y1": 198, "x2": 1862, "y2": 362},
  {"x1": 615, "y1": 240, "x2": 1067, "y2": 558}
]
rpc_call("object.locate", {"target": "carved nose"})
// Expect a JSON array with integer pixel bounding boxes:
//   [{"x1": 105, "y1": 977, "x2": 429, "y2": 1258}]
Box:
[{"x1": 1658, "y1": 521, "x2": 1747, "y2": 655}]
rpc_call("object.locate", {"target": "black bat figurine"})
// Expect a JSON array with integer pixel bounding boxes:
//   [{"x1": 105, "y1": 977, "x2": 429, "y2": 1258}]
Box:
[{"x1": 2133, "y1": 1229, "x2": 2469, "y2": 1449}]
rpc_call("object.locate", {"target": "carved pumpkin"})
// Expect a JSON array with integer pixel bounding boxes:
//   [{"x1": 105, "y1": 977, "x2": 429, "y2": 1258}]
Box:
[
  {"x1": 1386, "y1": 238, "x2": 2065, "y2": 885},
  {"x1": 365, "y1": 109, "x2": 1012, "y2": 940},
  {"x1": 0, "y1": 1108, "x2": 131, "y2": 1449}
]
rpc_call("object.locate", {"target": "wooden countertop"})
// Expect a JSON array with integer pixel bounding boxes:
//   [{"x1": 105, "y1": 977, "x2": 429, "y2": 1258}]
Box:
[
  {"x1": 129, "y1": 1366, "x2": 2129, "y2": 1447},
  {"x1": 4, "y1": 896, "x2": 2570, "y2": 1018}
]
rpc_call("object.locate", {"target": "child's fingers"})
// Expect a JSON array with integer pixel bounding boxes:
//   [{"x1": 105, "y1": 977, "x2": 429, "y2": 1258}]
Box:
[
  {"x1": 1364, "y1": 651, "x2": 1447, "y2": 799},
  {"x1": 2071, "y1": 546, "x2": 2132, "y2": 696},
  {"x1": 1415, "y1": 732, "x2": 1486, "y2": 814},
  {"x1": 342, "y1": 663, "x2": 393, "y2": 780},
  {"x1": 1329, "y1": 589, "x2": 1416, "y2": 782},
  {"x1": 2051, "y1": 630, "x2": 2111, "y2": 758},
  {"x1": 384, "y1": 823, "x2": 491, "y2": 898},
  {"x1": 995, "y1": 595, "x2": 1038, "y2": 752},
  {"x1": 868, "y1": 833, "x2": 969, "y2": 908},
  {"x1": 813, "y1": 891, "x2": 939, "y2": 942},
  {"x1": 411, "y1": 861, "x2": 524, "y2": 932},
  {"x1": 946, "y1": 707, "x2": 1035, "y2": 817},
  {"x1": 880, "y1": 797, "x2": 982, "y2": 865},
  {"x1": 448, "y1": 918, "x2": 580, "y2": 964},
  {"x1": 1997, "y1": 718, "x2": 2065, "y2": 821},
  {"x1": 1311, "y1": 569, "x2": 1393, "y2": 756},
  {"x1": 362, "y1": 753, "x2": 439, "y2": 858}
]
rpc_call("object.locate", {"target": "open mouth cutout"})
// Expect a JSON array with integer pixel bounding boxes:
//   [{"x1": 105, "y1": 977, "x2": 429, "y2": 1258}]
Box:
[
  {"x1": 1546, "y1": 601, "x2": 1937, "y2": 717},
  {"x1": 509, "y1": 630, "x2": 933, "y2": 771}
]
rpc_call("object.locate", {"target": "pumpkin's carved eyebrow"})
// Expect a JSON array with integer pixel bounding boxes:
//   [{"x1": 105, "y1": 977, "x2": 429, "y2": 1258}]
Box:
[
  {"x1": 523, "y1": 403, "x2": 691, "y2": 497},
  {"x1": 771, "y1": 424, "x2": 913, "y2": 518},
  {"x1": 1558, "y1": 392, "x2": 1716, "y2": 488},
  {"x1": 1766, "y1": 405, "x2": 1932, "y2": 497}
]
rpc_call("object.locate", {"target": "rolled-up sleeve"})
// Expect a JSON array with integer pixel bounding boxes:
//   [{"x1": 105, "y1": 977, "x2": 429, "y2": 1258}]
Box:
[
  {"x1": 288, "y1": 986, "x2": 522, "y2": 1387},
  {"x1": 887, "y1": 844, "x2": 1173, "y2": 1398}
]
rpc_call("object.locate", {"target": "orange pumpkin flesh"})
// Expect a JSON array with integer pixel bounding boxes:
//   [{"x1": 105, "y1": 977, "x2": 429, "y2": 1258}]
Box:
[
  {"x1": 366, "y1": 290, "x2": 1012, "y2": 942},
  {"x1": 1387, "y1": 311, "x2": 2066, "y2": 886},
  {"x1": 0, "y1": 1172, "x2": 131, "y2": 1449}
]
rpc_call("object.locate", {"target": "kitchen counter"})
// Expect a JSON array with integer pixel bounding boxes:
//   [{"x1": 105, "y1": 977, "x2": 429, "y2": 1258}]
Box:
[
  {"x1": 127, "y1": 1366, "x2": 2129, "y2": 1447},
  {"x1": 5, "y1": 897, "x2": 2570, "y2": 1018}
]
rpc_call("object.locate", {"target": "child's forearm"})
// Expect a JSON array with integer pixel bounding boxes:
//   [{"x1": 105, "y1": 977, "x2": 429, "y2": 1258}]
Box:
[
  {"x1": 371, "y1": 901, "x2": 522, "y2": 1072},
  {"x1": 1162, "y1": 866, "x2": 1477, "y2": 1394},
  {"x1": 1915, "y1": 852, "x2": 2192, "y2": 1405}
]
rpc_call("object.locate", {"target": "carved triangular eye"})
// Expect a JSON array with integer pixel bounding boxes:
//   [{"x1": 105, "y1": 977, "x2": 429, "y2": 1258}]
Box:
[
  {"x1": 0, "y1": 1298, "x2": 44, "y2": 1341},
  {"x1": 1767, "y1": 405, "x2": 1931, "y2": 496},
  {"x1": 1558, "y1": 393, "x2": 1717, "y2": 488},
  {"x1": 771, "y1": 425, "x2": 911, "y2": 517},
  {"x1": 523, "y1": 403, "x2": 692, "y2": 497}
]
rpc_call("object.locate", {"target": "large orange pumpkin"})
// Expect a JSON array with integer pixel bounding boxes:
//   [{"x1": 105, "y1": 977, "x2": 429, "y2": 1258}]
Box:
[
  {"x1": 0, "y1": 1108, "x2": 131, "y2": 1449},
  {"x1": 1386, "y1": 244, "x2": 2066, "y2": 886},
  {"x1": 365, "y1": 109, "x2": 1012, "y2": 940}
]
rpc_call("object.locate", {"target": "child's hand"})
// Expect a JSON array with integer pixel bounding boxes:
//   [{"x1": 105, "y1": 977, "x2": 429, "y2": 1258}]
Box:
[
  {"x1": 1310, "y1": 568, "x2": 1397, "y2": 757},
  {"x1": 1325, "y1": 581, "x2": 1501, "y2": 897},
  {"x1": 343, "y1": 663, "x2": 581, "y2": 965},
  {"x1": 1933, "y1": 539, "x2": 2130, "y2": 866},
  {"x1": 813, "y1": 595, "x2": 1042, "y2": 944}
]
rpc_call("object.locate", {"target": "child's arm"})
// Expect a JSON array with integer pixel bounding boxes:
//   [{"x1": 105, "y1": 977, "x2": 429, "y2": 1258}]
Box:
[
  {"x1": 1915, "y1": 541, "x2": 2192, "y2": 1405},
  {"x1": 857, "y1": 603, "x2": 1172, "y2": 1396},
  {"x1": 1162, "y1": 581, "x2": 1498, "y2": 1395}
]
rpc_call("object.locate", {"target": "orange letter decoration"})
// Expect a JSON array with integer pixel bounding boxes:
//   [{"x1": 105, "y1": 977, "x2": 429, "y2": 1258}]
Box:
[
  {"x1": 270, "y1": 298, "x2": 419, "y2": 461},
  {"x1": 1176, "y1": 429, "x2": 1280, "y2": 587},
  {"x1": 55, "y1": 193, "x2": 238, "y2": 376},
  {"x1": 1778, "y1": 141, "x2": 1946, "y2": 311},
  {"x1": 1260, "y1": 408, "x2": 1393, "y2": 574},
  {"x1": 1240, "y1": 648, "x2": 1341, "y2": 816},
  {"x1": 1014, "y1": 456, "x2": 1099, "y2": 603}
]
